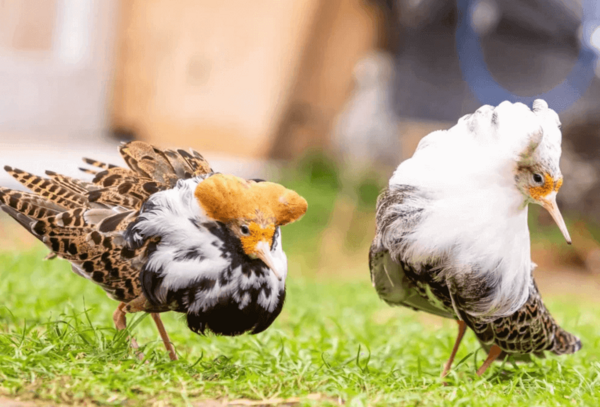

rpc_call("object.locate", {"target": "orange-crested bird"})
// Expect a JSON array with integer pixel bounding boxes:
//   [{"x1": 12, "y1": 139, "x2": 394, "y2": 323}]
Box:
[{"x1": 1, "y1": 141, "x2": 307, "y2": 360}]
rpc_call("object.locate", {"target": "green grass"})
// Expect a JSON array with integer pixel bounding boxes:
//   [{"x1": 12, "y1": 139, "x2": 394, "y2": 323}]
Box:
[
  {"x1": 1, "y1": 156, "x2": 599, "y2": 405},
  {"x1": 1, "y1": 248, "x2": 599, "y2": 406}
]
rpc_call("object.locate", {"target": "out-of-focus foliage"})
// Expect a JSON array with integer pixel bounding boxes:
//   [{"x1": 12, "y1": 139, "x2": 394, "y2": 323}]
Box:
[{"x1": 277, "y1": 153, "x2": 600, "y2": 277}]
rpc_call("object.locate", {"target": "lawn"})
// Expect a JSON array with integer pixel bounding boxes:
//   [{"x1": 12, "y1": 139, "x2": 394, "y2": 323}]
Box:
[
  {"x1": 1, "y1": 156, "x2": 599, "y2": 406},
  {"x1": 0, "y1": 246, "x2": 599, "y2": 406}
]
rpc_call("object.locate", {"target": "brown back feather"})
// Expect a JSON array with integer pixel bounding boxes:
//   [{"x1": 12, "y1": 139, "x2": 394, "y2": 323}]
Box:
[
  {"x1": 176, "y1": 148, "x2": 213, "y2": 177},
  {"x1": 5, "y1": 166, "x2": 88, "y2": 210},
  {"x1": 45, "y1": 170, "x2": 98, "y2": 195},
  {"x1": 2, "y1": 141, "x2": 213, "y2": 302}
]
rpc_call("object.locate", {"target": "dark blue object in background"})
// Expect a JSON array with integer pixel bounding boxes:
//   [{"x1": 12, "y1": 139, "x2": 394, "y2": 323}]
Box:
[{"x1": 456, "y1": 0, "x2": 599, "y2": 112}]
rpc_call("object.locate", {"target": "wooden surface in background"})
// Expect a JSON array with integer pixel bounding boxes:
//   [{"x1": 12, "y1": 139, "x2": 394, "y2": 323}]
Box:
[
  {"x1": 270, "y1": 0, "x2": 383, "y2": 159},
  {"x1": 111, "y1": 0, "x2": 321, "y2": 157},
  {"x1": 0, "y1": 0, "x2": 57, "y2": 52},
  {"x1": 110, "y1": 0, "x2": 382, "y2": 159}
]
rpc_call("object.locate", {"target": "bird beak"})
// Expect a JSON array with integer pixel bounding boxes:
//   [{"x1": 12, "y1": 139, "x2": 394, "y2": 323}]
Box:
[
  {"x1": 255, "y1": 241, "x2": 283, "y2": 280},
  {"x1": 540, "y1": 192, "x2": 571, "y2": 244}
]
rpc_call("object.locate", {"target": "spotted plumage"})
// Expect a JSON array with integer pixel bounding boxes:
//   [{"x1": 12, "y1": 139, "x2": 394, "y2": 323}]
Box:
[
  {"x1": 1, "y1": 141, "x2": 307, "y2": 360},
  {"x1": 124, "y1": 173, "x2": 306, "y2": 336},
  {"x1": 370, "y1": 100, "x2": 581, "y2": 376}
]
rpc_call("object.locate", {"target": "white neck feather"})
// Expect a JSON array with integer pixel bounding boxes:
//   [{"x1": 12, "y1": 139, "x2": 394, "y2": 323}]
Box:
[{"x1": 389, "y1": 125, "x2": 532, "y2": 318}]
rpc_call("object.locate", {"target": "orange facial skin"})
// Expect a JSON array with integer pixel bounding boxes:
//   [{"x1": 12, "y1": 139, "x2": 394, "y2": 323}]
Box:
[
  {"x1": 554, "y1": 178, "x2": 563, "y2": 192},
  {"x1": 240, "y1": 223, "x2": 276, "y2": 256},
  {"x1": 528, "y1": 173, "x2": 563, "y2": 201}
]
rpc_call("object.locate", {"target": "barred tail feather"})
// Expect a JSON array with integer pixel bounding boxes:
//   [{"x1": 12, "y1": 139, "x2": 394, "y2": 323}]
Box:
[
  {"x1": 552, "y1": 329, "x2": 582, "y2": 355},
  {"x1": 4, "y1": 166, "x2": 88, "y2": 209},
  {"x1": 0, "y1": 187, "x2": 63, "y2": 237}
]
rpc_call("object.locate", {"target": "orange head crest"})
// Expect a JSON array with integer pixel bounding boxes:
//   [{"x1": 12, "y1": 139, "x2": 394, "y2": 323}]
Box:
[
  {"x1": 194, "y1": 174, "x2": 308, "y2": 279},
  {"x1": 194, "y1": 174, "x2": 307, "y2": 226}
]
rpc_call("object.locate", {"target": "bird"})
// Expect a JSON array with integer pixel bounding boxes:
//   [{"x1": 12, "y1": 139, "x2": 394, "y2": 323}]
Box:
[
  {"x1": 369, "y1": 99, "x2": 581, "y2": 376},
  {"x1": 0, "y1": 141, "x2": 307, "y2": 361},
  {"x1": 332, "y1": 50, "x2": 401, "y2": 172}
]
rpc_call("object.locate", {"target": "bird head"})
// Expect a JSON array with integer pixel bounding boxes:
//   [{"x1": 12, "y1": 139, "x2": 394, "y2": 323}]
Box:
[
  {"x1": 194, "y1": 174, "x2": 308, "y2": 279},
  {"x1": 511, "y1": 99, "x2": 570, "y2": 244}
]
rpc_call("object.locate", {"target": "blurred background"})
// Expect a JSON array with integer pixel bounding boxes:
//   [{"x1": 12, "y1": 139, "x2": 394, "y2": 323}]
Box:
[{"x1": 0, "y1": 0, "x2": 599, "y2": 296}]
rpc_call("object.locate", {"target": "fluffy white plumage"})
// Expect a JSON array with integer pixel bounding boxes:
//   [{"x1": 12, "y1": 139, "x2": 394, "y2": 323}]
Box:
[
  {"x1": 130, "y1": 177, "x2": 287, "y2": 313},
  {"x1": 387, "y1": 100, "x2": 563, "y2": 318}
]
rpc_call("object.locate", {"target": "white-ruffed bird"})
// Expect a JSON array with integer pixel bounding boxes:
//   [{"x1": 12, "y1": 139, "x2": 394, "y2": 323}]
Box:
[
  {"x1": 369, "y1": 100, "x2": 581, "y2": 376},
  {"x1": 1, "y1": 141, "x2": 307, "y2": 360}
]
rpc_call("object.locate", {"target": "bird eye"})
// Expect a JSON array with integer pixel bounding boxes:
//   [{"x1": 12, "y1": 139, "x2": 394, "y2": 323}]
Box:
[
  {"x1": 240, "y1": 225, "x2": 250, "y2": 235},
  {"x1": 532, "y1": 173, "x2": 544, "y2": 185}
]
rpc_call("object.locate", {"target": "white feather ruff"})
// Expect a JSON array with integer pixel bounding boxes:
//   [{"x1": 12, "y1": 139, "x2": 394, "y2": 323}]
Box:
[
  {"x1": 131, "y1": 178, "x2": 288, "y2": 313},
  {"x1": 388, "y1": 100, "x2": 563, "y2": 318}
]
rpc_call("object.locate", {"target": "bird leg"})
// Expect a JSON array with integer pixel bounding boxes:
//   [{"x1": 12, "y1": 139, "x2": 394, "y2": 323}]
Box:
[
  {"x1": 476, "y1": 344, "x2": 503, "y2": 376},
  {"x1": 441, "y1": 320, "x2": 467, "y2": 377},
  {"x1": 151, "y1": 313, "x2": 178, "y2": 361},
  {"x1": 113, "y1": 302, "x2": 144, "y2": 360},
  {"x1": 125, "y1": 295, "x2": 178, "y2": 361}
]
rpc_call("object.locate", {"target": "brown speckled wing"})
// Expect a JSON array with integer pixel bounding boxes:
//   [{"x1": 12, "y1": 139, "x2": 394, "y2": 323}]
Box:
[
  {"x1": 0, "y1": 185, "x2": 145, "y2": 302},
  {"x1": 27, "y1": 206, "x2": 145, "y2": 301},
  {"x1": 174, "y1": 148, "x2": 213, "y2": 177},
  {"x1": 464, "y1": 279, "x2": 581, "y2": 356},
  {"x1": 0, "y1": 187, "x2": 62, "y2": 220},
  {"x1": 117, "y1": 142, "x2": 212, "y2": 186},
  {"x1": 5, "y1": 166, "x2": 88, "y2": 210},
  {"x1": 1, "y1": 141, "x2": 214, "y2": 303},
  {"x1": 89, "y1": 167, "x2": 140, "y2": 187},
  {"x1": 44, "y1": 170, "x2": 98, "y2": 195},
  {"x1": 87, "y1": 185, "x2": 147, "y2": 211},
  {"x1": 120, "y1": 142, "x2": 178, "y2": 184},
  {"x1": 79, "y1": 142, "x2": 214, "y2": 210}
]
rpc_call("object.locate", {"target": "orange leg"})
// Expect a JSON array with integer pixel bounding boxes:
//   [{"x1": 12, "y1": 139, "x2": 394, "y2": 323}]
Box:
[
  {"x1": 151, "y1": 313, "x2": 178, "y2": 361},
  {"x1": 441, "y1": 320, "x2": 468, "y2": 377},
  {"x1": 113, "y1": 302, "x2": 143, "y2": 360},
  {"x1": 476, "y1": 345, "x2": 503, "y2": 376}
]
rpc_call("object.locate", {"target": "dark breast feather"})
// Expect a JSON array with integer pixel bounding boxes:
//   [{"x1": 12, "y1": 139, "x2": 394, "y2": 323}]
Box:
[
  {"x1": 393, "y1": 256, "x2": 581, "y2": 358},
  {"x1": 137, "y1": 219, "x2": 286, "y2": 337},
  {"x1": 375, "y1": 247, "x2": 581, "y2": 358},
  {"x1": 185, "y1": 289, "x2": 286, "y2": 336}
]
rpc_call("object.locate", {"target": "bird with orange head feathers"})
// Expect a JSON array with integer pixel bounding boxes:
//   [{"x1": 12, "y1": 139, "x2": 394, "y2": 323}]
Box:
[{"x1": 0, "y1": 141, "x2": 307, "y2": 360}]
